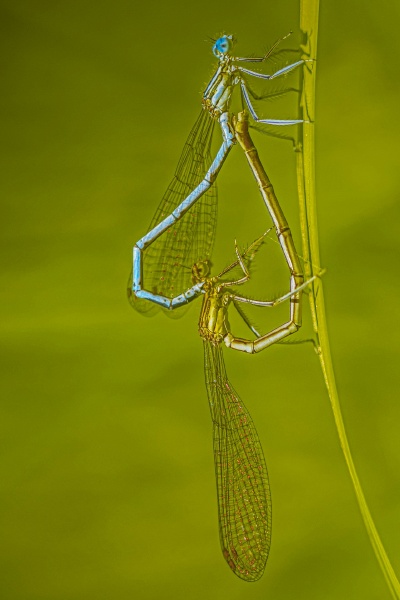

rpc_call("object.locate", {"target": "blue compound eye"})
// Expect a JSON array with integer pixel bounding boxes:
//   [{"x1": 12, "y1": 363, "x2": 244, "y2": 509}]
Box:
[{"x1": 213, "y1": 35, "x2": 233, "y2": 57}]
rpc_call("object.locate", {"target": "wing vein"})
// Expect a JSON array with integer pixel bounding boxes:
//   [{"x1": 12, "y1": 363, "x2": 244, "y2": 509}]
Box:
[
  {"x1": 128, "y1": 110, "x2": 217, "y2": 317},
  {"x1": 204, "y1": 341, "x2": 272, "y2": 581}
]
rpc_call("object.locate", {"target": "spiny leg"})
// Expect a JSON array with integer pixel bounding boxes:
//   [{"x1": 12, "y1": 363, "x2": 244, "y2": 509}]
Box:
[
  {"x1": 217, "y1": 230, "x2": 272, "y2": 285},
  {"x1": 220, "y1": 240, "x2": 252, "y2": 287},
  {"x1": 232, "y1": 300, "x2": 261, "y2": 337},
  {"x1": 233, "y1": 31, "x2": 294, "y2": 63},
  {"x1": 241, "y1": 81, "x2": 304, "y2": 126},
  {"x1": 244, "y1": 80, "x2": 300, "y2": 102},
  {"x1": 217, "y1": 229, "x2": 271, "y2": 279},
  {"x1": 238, "y1": 58, "x2": 310, "y2": 80},
  {"x1": 232, "y1": 271, "x2": 324, "y2": 307}
]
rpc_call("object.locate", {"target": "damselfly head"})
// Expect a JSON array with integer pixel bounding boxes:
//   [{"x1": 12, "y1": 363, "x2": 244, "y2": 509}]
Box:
[
  {"x1": 191, "y1": 260, "x2": 211, "y2": 283},
  {"x1": 213, "y1": 34, "x2": 234, "y2": 58}
]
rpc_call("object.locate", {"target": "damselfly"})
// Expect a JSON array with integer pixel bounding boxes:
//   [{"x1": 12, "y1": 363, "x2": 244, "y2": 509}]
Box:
[
  {"x1": 197, "y1": 231, "x2": 317, "y2": 581},
  {"x1": 128, "y1": 32, "x2": 309, "y2": 316},
  {"x1": 130, "y1": 59, "x2": 320, "y2": 577}
]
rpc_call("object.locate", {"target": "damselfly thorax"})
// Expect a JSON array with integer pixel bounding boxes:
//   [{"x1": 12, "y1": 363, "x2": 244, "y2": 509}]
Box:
[
  {"x1": 198, "y1": 278, "x2": 232, "y2": 346},
  {"x1": 202, "y1": 55, "x2": 240, "y2": 118},
  {"x1": 191, "y1": 260, "x2": 232, "y2": 346}
]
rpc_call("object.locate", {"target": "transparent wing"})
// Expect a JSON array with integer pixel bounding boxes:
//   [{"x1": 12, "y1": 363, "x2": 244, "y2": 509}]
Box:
[
  {"x1": 204, "y1": 341, "x2": 271, "y2": 581},
  {"x1": 128, "y1": 110, "x2": 217, "y2": 318}
]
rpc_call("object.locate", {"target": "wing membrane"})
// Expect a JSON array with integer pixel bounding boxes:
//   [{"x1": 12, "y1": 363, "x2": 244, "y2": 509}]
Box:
[
  {"x1": 204, "y1": 341, "x2": 271, "y2": 581},
  {"x1": 128, "y1": 110, "x2": 217, "y2": 317}
]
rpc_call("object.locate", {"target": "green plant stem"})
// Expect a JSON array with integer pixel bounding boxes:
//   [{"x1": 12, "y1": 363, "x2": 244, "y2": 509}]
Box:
[{"x1": 297, "y1": 1, "x2": 400, "y2": 597}]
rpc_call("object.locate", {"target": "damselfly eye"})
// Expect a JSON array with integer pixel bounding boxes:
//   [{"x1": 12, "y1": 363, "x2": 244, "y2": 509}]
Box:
[
  {"x1": 192, "y1": 260, "x2": 211, "y2": 282},
  {"x1": 213, "y1": 35, "x2": 233, "y2": 57}
]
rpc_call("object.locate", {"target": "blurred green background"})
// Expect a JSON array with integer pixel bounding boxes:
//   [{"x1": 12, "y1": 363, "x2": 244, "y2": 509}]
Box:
[{"x1": 1, "y1": 1, "x2": 400, "y2": 599}]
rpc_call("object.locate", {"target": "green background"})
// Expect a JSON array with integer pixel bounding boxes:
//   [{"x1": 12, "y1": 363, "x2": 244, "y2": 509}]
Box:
[{"x1": 1, "y1": 1, "x2": 400, "y2": 599}]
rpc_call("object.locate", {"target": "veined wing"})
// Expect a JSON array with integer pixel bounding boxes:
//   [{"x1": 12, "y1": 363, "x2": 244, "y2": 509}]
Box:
[
  {"x1": 203, "y1": 341, "x2": 271, "y2": 581},
  {"x1": 128, "y1": 110, "x2": 217, "y2": 317}
]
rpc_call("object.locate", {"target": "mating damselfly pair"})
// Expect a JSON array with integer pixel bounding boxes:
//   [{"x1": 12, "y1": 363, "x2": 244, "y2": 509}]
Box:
[{"x1": 129, "y1": 33, "x2": 316, "y2": 582}]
